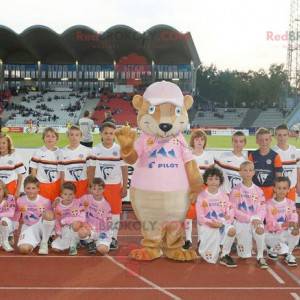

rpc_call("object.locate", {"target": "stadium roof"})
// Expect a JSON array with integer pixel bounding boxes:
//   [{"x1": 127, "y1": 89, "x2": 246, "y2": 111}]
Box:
[{"x1": 0, "y1": 24, "x2": 200, "y2": 66}]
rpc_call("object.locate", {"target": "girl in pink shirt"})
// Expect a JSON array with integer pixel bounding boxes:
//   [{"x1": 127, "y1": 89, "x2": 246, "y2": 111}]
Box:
[
  {"x1": 196, "y1": 167, "x2": 237, "y2": 267},
  {"x1": 52, "y1": 182, "x2": 88, "y2": 256},
  {"x1": 80, "y1": 178, "x2": 112, "y2": 255},
  {"x1": 230, "y1": 161, "x2": 268, "y2": 269},
  {"x1": 0, "y1": 180, "x2": 16, "y2": 252},
  {"x1": 265, "y1": 177, "x2": 299, "y2": 267}
]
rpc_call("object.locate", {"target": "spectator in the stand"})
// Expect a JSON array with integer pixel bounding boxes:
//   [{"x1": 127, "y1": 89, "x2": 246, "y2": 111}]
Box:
[
  {"x1": 78, "y1": 111, "x2": 94, "y2": 148},
  {"x1": 103, "y1": 111, "x2": 115, "y2": 124}
]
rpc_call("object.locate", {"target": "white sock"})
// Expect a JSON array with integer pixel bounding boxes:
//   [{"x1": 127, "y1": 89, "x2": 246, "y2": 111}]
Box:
[
  {"x1": 221, "y1": 234, "x2": 235, "y2": 257},
  {"x1": 0, "y1": 224, "x2": 10, "y2": 243},
  {"x1": 254, "y1": 232, "x2": 265, "y2": 259},
  {"x1": 287, "y1": 232, "x2": 299, "y2": 255},
  {"x1": 184, "y1": 219, "x2": 192, "y2": 242},
  {"x1": 41, "y1": 220, "x2": 55, "y2": 244},
  {"x1": 112, "y1": 214, "x2": 120, "y2": 240},
  {"x1": 197, "y1": 223, "x2": 202, "y2": 242},
  {"x1": 70, "y1": 228, "x2": 79, "y2": 248}
]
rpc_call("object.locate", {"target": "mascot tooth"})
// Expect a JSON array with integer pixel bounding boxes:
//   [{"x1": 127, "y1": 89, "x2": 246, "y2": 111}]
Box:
[{"x1": 115, "y1": 81, "x2": 203, "y2": 261}]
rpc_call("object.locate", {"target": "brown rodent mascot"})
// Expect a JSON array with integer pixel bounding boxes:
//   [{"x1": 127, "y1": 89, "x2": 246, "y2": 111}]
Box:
[{"x1": 115, "y1": 81, "x2": 203, "y2": 261}]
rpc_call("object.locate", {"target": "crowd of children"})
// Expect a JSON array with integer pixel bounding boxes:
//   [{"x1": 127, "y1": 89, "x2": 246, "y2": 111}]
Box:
[{"x1": 0, "y1": 123, "x2": 299, "y2": 269}]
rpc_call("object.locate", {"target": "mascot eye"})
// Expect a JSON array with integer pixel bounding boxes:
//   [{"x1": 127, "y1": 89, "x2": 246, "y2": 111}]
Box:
[
  {"x1": 148, "y1": 105, "x2": 156, "y2": 115},
  {"x1": 175, "y1": 107, "x2": 182, "y2": 116}
]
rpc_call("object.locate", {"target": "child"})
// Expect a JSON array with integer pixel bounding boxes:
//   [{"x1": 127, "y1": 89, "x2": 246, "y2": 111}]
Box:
[
  {"x1": 248, "y1": 128, "x2": 283, "y2": 200},
  {"x1": 184, "y1": 129, "x2": 214, "y2": 250},
  {"x1": 30, "y1": 127, "x2": 61, "y2": 201},
  {"x1": 273, "y1": 124, "x2": 300, "y2": 201},
  {"x1": 15, "y1": 176, "x2": 55, "y2": 255},
  {"x1": 52, "y1": 182, "x2": 88, "y2": 256},
  {"x1": 265, "y1": 177, "x2": 299, "y2": 266},
  {"x1": 0, "y1": 133, "x2": 26, "y2": 198},
  {"x1": 59, "y1": 126, "x2": 92, "y2": 198},
  {"x1": 88, "y1": 121, "x2": 128, "y2": 250},
  {"x1": 80, "y1": 178, "x2": 112, "y2": 255},
  {"x1": 215, "y1": 131, "x2": 247, "y2": 194},
  {"x1": 196, "y1": 167, "x2": 237, "y2": 267},
  {"x1": 230, "y1": 161, "x2": 268, "y2": 269},
  {"x1": 0, "y1": 180, "x2": 16, "y2": 252}
]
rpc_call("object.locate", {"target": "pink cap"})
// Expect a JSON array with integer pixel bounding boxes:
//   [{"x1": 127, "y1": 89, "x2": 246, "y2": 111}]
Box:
[{"x1": 143, "y1": 81, "x2": 184, "y2": 107}]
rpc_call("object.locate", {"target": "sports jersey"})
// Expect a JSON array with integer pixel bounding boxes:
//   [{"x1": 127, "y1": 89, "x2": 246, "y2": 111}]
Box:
[
  {"x1": 0, "y1": 152, "x2": 26, "y2": 184},
  {"x1": 196, "y1": 189, "x2": 234, "y2": 226},
  {"x1": 0, "y1": 195, "x2": 16, "y2": 218},
  {"x1": 215, "y1": 151, "x2": 247, "y2": 194},
  {"x1": 54, "y1": 200, "x2": 85, "y2": 235},
  {"x1": 229, "y1": 183, "x2": 266, "y2": 223},
  {"x1": 58, "y1": 144, "x2": 91, "y2": 182},
  {"x1": 29, "y1": 146, "x2": 61, "y2": 183},
  {"x1": 248, "y1": 150, "x2": 283, "y2": 187},
  {"x1": 265, "y1": 198, "x2": 298, "y2": 233},
  {"x1": 131, "y1": 132, "x2": 194, "y2": 192},
  {"x1": 80, "y1": 194, "x2": 112, "y2": 233},
  {"x1": 194, "y1": 151, "x2": 214, "y2": 174},
  {"x1": 15, "y1": 195, "x2": 52, "y2": 226},
  {"x1": 273, "y1": 145, "x2": 300, "y2": 188},
  {"x1": 88, "y1": 143, "x2": 124, "y2": 184}
]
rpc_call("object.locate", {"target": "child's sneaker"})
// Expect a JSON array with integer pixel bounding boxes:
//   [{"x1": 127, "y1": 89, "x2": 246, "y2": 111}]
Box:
[
  {"x1": 110, "y1": 238, "x2": 118, "y2": 250},
  {"x1": 284, "y1": 254, "x2": 297, "y2": 267},
  {"x1": 38, "y1": 242, "x2": 48, "y2": 255},
  {"x1": 268, "y1": 251, "x2": 278, "y2": 260},
  {"x1": 182, "y1": 240, "x2": 192, "y2": 250},
  {"x1": 87, "y1": 241, "x2": 96, "y2": 254},
  {"x1": 257, "y1": 258, "x2": 269, "y2": 269},
  {"x1": 2, "y1": 240, "x2": 14, "y2": 252},
  {"x1": 69, "y1": 245, "x2": 78, "y2": 256},
  {"x1": 219, "y1": 255, "x2": 237, "y2": 268}
]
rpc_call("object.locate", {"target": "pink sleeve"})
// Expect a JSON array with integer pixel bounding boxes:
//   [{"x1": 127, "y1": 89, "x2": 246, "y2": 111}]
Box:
[
  {"x1": 224, "y1": 194, "x2": 234, "y2": 224},
  {"x1": 196, "y1": 196, "x2": 213, "y2": 225},
  {"x1": 265, "y1": 205, "x2": 281, "y2": 232},
  {"x1": 257, "y1": 189, "x2": 266, "y2": 221},
  {"x1": 288, "y1": 201, "x2": 298, "y2": 223},
  {"x1": 12, "y1": 197, "x2": 21, "y2": 222},
  {"x1": 229, "y1": 189, "x2": 250, "y2": 223},
  {"x1": 179, "y1": 134, "x2": 194, "y2": 163}
]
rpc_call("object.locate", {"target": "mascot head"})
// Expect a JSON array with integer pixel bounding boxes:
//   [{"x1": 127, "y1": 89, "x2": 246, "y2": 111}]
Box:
[{"x1": 132, "y1": 81, "x2": 193, "y2": 138}]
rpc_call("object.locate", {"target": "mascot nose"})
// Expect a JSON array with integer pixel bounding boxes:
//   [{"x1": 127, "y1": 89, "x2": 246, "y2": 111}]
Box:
[{"x1": 159, "y1": 123, "x2": 173, "y2": 132}]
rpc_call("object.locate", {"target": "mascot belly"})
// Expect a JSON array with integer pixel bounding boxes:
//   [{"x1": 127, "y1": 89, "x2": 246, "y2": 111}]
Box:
[{"x1": 115, "y1": 81, "x2": 203, "y2": 261}]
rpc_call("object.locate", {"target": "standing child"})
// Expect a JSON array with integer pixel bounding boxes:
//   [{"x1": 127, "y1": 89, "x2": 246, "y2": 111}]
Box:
[
  {"x1": 196, "y1": 167, "x2": 237, "y2": 267},
  {"x1": 30, "y1": 127, "x2": 61, "y2": 201},
  {"x1": 52, "y1": 182, "x2": 88, "y2": 256},
  {"x1": 265, "y1": 177, "x2": 299, "y2": 266},
  {"x1": 15, "y1": 176, "x2": 55, "y2": 255},
  {"x1": 273, "y1": 124, "x2": 300, "y2": 201},
  {"x1": 230, "y1": 161, "x2": 268, "y2": 269},
  {"x1": 0, "y1": 133, "x2": 26, "y2": 198},
  {"x1": 248, "y1": 128, "x2": 283, "y2": 200},
  {"x1": 184, "y1": 129, "x2": 214, "y2": 249},
  {"x1": 0, "y1": 180, "x2": 16, "y2": 252},
  {"x1": 215, "y1": 131, "x2": 247, "y2": 194},
  {"x1": 59, "y1": 126, "x2": 91, "y2": 198},
  {"x1": 88, "y1": 121, "x2": 128, "y2": 250},
  {"x1": 80, "y1": 178, "x2": 112, "y2": 255}
]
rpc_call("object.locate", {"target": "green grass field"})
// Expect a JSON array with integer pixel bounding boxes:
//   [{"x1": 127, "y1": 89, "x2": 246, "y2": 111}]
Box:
[{"x1": 8, "y1": 132, "x2": 300, "y2": 149}]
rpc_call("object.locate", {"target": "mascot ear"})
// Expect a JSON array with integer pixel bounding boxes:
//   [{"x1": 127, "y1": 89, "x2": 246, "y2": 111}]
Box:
[
  {"x1": 184, "y1": 95, "x2": 193, "y2": 111},
  {"x1": 132, "y1": 95, "x2": 144, "y2": 110}
]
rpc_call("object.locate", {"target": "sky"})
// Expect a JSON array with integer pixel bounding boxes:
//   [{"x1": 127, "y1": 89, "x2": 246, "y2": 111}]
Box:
[{"x1": 0, "y1": 0, "x2": 292, "y2": 71}]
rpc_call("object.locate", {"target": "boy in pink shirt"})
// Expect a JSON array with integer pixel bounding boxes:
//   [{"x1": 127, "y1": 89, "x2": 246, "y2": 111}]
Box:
[
  {"x1": 15, "y1": 176, "x2": 55, "y2": 255},
  {"x1": 0, "y1": 180, "x2": 16, "y2": 252},
  {"x1": 80, "y1": 178, "x2": 112, "y2": 255},
  {"x1": 196, "y1": 167, "x2": 237, "y2": 267},
  {"x1": 52, "y1": 182, "x2": 87, "y2": 256},
  {"x1": 265, "y1": 177, "x2": 299, "y2": 266},
  {"x1": 230, "y1": 161, "x2": 268, "y2": 269}
]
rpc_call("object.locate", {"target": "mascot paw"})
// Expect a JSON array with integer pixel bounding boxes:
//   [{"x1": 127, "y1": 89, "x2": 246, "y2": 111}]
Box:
[
  {"x1": 130, "y1": 248, "x2": 162, "y2": 261},
  {"x1": 164, "y1": 248, "x2": 198, "y2": 261},
  {"x1": 115, "y1": 126, "x2": 137, "y2": 151}
]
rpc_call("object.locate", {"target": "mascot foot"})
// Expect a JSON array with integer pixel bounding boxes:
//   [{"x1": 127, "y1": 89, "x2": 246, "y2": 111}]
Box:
[
  {"x1": 163, "y1": 248, "x2": 198, "y2": 261},
  {"x1": 130, "y1": 248, "x2": 162, "y2": 261}
]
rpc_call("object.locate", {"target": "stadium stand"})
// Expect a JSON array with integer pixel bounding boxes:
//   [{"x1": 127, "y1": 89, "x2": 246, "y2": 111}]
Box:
[{"x1": 252, "y1": 108, "x2": 287, "y2": 128}]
